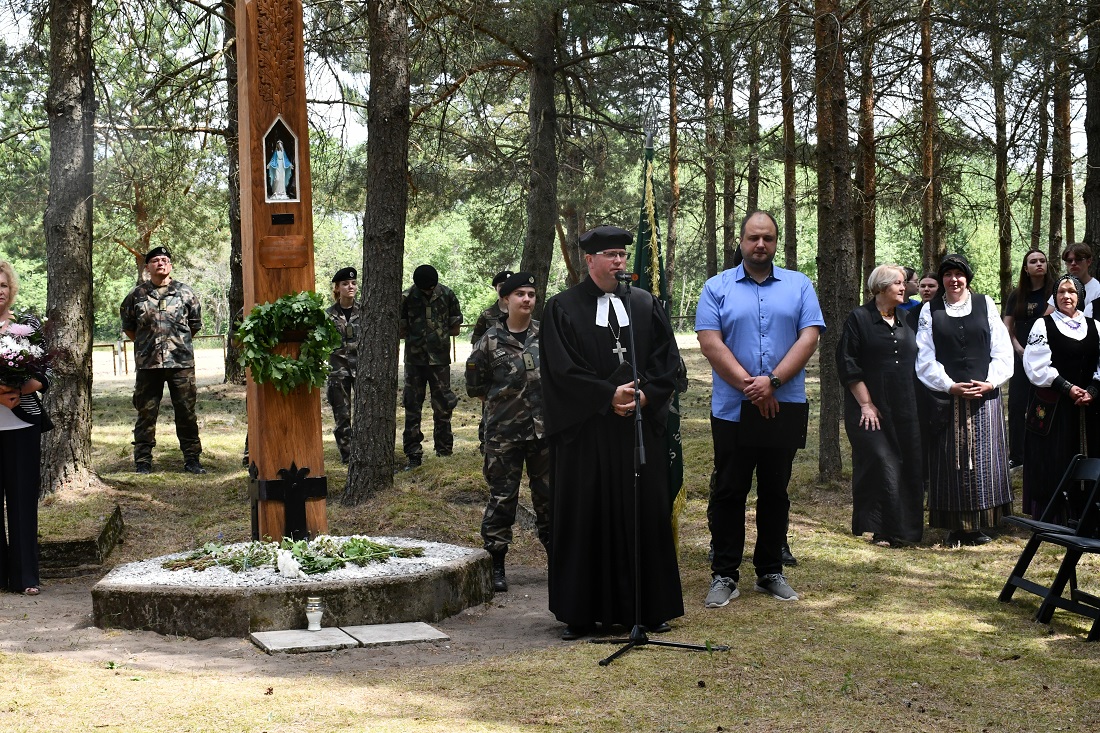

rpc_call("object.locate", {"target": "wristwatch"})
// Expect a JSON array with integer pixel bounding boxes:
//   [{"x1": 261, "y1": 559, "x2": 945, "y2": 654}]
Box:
[{"x1": 768, "y1": 373, "x2": 782, "y2": 390}]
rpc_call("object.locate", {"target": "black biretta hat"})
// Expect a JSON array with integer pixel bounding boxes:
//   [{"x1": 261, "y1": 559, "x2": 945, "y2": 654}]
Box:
[
  {"x1": 332, "y1": 267, "x2": 357, "y2": 283},
  {"x1": 499, "y1": 272, "x2": 536, "y2": 298},
  {"x1": 145, "y1": 246, "x2": 171, "y2": 263},
  {"x1": 492, "y1": 270, "x2": 514, "y2": 287},
  {"x1": 579, "y1": 226, "x2": 633, "y2": 255}
]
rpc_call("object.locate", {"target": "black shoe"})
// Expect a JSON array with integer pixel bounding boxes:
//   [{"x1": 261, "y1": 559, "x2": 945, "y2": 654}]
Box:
[
  {"x1": 134, "y1": 462, "x2": 152, "y2": 475},
  {"x1": 183, "y1": 459, "x2": 207, "y2": 475},
  {"x1": 436, "y1": 449, "x2": 452, "y2": 458},
  {"x1": 781, "y1": 543, "x2": 798, "y2": 567},
  {"x1": 646, "y1": 622, "x2": 672, "y2": 634},
  {"x1": 561, "y1": 624, "x2": 592, "y2": 641},
  {"x1": 241, "y1": 454, "x2": 249, "y2": 467},
  {"x1": 402, "y1": 456, "x2": 422, "y2": 472},
  {"x1": 1008, "y1": 459, "x2": 1022, "y2": 470}
]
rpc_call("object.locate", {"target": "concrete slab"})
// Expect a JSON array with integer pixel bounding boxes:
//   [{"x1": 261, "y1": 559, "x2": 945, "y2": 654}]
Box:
[
  {"x1": 250, "y1": 627, "x2": 359, "y2": 654},
  {"x1": 341, "y1": 622, "x2": 450, "y2": 648}
]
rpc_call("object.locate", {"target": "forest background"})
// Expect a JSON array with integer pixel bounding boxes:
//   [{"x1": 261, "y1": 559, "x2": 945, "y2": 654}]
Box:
[{"x1": 1, "y1": 0, "x2": 1098, "y2": 496}]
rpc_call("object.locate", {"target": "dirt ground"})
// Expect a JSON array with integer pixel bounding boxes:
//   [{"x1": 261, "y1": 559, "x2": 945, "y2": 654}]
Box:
[
  {"x1": 0, "y1": 566, "x2": 568, "y2": 676},
  {"x1": 7, "y1": 346, "x2": 584, "y2": 675}
]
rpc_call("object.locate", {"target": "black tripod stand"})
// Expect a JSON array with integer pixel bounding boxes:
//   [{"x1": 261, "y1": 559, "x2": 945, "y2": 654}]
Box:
[{"x1": 591, "y1": 275, "x2": 730, "y2": 666}]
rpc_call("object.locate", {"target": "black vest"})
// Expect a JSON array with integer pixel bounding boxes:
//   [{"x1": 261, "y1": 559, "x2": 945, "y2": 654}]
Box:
[
  {"x1": 930, "y1": 293, "x2": 991, "y2": 383},
  {"x1": 1046, "y1": 314, "x2": 1100, "y2": 387}
]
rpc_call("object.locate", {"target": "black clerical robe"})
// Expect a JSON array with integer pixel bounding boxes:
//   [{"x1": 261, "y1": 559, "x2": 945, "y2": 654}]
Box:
[{"x1": 540, "y1": 276, "x2": 684, "y2": 628}]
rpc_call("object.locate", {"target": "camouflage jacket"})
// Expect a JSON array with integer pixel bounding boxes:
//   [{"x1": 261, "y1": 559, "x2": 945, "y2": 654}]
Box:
[
  {"x1": 470, "y1": 302, "x2": 506, "y2": 345},
  {"x1": 400, "y1": 283, "x2": 463, "y2": 365},
  {"x1": 325, "y1": 302, "x2": 360, "y2": 378},
  {"x1": 465, "y1": 320, "x2": 543, "y2": 443},
  {"x1": 120, "y1": 278, "x2": 202, "y2": 370}
]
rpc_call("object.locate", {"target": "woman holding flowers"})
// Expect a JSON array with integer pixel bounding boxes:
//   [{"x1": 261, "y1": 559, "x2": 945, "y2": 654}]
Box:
[{"x1": 0, "y1": 260, "x2": 50, "y2": 595}]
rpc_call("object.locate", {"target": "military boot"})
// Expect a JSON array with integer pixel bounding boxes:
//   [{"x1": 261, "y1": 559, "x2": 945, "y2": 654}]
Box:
[{"x1": 490, "y1": 550, "x2": 508, "y2": 592}]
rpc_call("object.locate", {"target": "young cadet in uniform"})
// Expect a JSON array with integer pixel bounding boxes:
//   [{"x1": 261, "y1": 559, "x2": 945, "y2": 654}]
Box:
[
  {"x1": 471, "y1": 270, "x2": 513, "y2": 454},
  {"x1": 325, "y1": 267, "x2": 360, "y2": 464},
  {"x1": 465, "y1": 272, "x2": 551, "y2": 592},
  {"x1": 120, "y1": 246, "x2": 205, "y2": 474}
]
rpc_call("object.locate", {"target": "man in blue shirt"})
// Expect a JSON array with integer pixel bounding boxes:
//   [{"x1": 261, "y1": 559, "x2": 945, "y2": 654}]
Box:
[{"x1": 695, "y1": 210, "x2": 824, "y2": 606}]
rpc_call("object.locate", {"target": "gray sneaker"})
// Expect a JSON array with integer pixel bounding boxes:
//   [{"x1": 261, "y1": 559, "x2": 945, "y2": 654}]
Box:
[
  {"x1": 754, "y1": 573, "x2": 799, "y2": 601},
  {"x1": 705, "y1": 575, "x2": 739, "y2": 608}
]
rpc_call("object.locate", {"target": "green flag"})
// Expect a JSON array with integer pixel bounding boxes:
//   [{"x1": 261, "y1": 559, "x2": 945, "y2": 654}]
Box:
[{"x1": 633, "y1": 134, "x2": 685, "y2": 524}]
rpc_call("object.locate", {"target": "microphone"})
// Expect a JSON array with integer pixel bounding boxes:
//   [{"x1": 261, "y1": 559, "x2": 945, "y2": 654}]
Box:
[{"x1": 615, "y1": 272, "x2": 638, "y2": 283}]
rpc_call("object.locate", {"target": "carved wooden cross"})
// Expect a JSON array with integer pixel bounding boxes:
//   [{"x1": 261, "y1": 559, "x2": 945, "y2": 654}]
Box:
[{"x1": 237, "y1": 0, "x2": 328, "y2": 541}]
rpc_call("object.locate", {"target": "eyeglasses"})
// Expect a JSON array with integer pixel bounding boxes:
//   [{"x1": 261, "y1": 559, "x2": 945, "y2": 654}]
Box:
[
  {"x1": 1064, "y1": 257, "x2": 1090, "y2": 264},
  {"x1": 595, "y1": 251, "x2": 630, "y2": 262}
]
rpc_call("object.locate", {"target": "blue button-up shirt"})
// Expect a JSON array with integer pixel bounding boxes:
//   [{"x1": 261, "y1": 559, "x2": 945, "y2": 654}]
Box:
[{"x1": 695, "y1": 263, "x2": 825, "y2": 421}]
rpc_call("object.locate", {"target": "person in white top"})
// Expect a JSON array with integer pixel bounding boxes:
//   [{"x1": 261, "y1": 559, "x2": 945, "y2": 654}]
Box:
[
  {"x1": 915, "y1": 253, "x2": 1014, "y2": 546},
  {"x1": 1022, "y1": 273, "x2": 1100, "y2": 519}
]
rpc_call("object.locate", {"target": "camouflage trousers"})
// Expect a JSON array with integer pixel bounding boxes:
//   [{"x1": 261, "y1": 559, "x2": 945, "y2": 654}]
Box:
[
  {"x1": 132, "y1": 367, "x2": 201, "y2": 463},
  {"x1": 402, "y1": 364, "x2": 457, "y2": 458},
  {"x1": 326, "y1": 373, "x2": 354, "y2": 463},
  {"x1": 481, "y1": 437, "x2": 552, "y2": 554}
]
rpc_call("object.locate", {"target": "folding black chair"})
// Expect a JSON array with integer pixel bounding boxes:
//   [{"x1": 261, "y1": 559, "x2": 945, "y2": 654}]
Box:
[
  {"x1": 1033, "y1": 474, "x2": 1100, "y2": 640},
  {"x1": 998, "y1": 454, "x2": 1100, "y2": 606}
]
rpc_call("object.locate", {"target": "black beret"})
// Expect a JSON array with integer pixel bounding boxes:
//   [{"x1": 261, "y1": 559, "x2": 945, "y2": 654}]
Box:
[
  {"x1": 413, "y1": 264, "x2": 439, "y2": 290},
  {"x1": 492, "y1": 270, "x2": 514, "y2": 287},
  {"x1": 579, "y1": 226, "x2": 633, "y2": 255},
  {"x1": 499, "y1": 271, "x2": 536, "y2": 298},
  {"x1": 145, "y1": 246, "x2": 171, "y2": 263},
  {"x1": 938, "y1": 253, "x2": 973, "y2": 282},
  {"x1": 332, "y1": 267, "x2": 357, "y2": 283}
]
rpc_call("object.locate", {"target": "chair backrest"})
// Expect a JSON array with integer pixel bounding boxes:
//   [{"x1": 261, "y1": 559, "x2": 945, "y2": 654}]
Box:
[{"x1": 1040, "y1": 455, "x2": 1100, "y2": 532}]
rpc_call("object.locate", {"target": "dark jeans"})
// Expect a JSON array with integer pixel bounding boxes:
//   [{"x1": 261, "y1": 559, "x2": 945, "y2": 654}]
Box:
[
  {"x1": 0, "y1": 420, "x2": 41, "y2": 592},
  {"x1": 708, "y1": 414, "x2": 798, "y2": 583},
  {"x1": 132, "y1": 367, "x2": 201, "y2": 463}
]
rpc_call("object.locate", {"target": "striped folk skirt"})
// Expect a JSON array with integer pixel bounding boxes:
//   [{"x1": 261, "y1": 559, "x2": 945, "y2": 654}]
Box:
[{"x1": 926, "y1": 392, "x2": 1013, "y2": 531}]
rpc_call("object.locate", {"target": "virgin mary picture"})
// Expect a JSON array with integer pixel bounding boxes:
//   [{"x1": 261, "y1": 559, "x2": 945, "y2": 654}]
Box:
[{"x1": 267, "y1": 140, "x2": 295, "y2": 200}]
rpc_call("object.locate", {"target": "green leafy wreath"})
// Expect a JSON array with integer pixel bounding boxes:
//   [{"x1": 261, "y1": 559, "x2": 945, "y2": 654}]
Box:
[{"x1": 236, "y1": 291, "x2": 342, "y2": 394}]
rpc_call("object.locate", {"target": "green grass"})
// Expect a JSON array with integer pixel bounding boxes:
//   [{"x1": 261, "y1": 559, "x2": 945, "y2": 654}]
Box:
[{"x1": 20, "y1": 345, "x2": 1100, "y2": 731}]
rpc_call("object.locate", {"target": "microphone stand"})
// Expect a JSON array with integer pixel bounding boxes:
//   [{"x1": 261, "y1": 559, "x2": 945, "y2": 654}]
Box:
[{"x1": 591, "y1": 274, "x2": 729, "y2": 666}]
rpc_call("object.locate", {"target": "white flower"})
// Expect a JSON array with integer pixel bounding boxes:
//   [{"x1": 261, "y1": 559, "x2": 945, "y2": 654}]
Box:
[{"x1": 276, "y1": 548, "x2": 305, "y2": 579}]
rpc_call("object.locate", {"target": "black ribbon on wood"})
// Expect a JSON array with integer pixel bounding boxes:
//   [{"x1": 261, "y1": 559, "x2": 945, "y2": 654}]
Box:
[{"x1": 249, "y1": 461, "x2": 328, "y2": 540}]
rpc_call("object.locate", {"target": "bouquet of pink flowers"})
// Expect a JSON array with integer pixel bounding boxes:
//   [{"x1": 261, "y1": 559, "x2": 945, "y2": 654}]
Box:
[{"x1": 0, "y1": 318, "x2": 49, "y2": 389}]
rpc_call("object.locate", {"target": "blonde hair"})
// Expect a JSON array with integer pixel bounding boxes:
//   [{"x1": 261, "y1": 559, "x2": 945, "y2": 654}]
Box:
[
  {"x1": 867, "y1": 264, "x2": 904, "y2": 296},
  {"x1": 0, "y1": 260, "x2": 19, "y2": 305}
]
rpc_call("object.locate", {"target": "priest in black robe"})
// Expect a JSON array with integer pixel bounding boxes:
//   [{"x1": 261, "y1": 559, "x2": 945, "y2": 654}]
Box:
[{"x1": 539, "y1": 225, "x2": 685, "y2": 641}]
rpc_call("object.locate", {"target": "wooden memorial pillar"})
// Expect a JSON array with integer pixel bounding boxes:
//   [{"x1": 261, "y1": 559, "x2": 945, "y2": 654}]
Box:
[{"x1": 236, "y1": 0, "x2": 328, "y2": 541}]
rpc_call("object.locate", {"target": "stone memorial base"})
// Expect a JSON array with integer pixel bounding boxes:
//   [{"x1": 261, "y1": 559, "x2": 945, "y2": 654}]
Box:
[{"x1": 91, "y1": 538, "x2": 492, "y2": 640}]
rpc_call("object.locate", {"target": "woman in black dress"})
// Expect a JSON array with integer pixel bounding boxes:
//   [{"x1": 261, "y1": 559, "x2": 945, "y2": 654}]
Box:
[
  {"x1": 837, "y1": 264, "x2": 924, "y2": 546},
  {"x1": 0, "y1": 260, "x2": 49, "y2": 595},
  {"x1": 1022, "y1": 273, "x2": 1100, "y2": 519}
]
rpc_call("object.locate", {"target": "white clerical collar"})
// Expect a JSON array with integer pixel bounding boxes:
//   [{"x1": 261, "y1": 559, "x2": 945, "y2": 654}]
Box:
[{"x1": 595, "y1": 292, "x2": 629, "y2": 327}]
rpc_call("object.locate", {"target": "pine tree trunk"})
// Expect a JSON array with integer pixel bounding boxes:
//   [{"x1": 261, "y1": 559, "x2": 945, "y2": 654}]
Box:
[
  {"x1": 1083, "y1": 5, "x2": 1100, "y2": 257},
  {"x1": 665, "y1": 4, "x2": 680, "y2": 287},
  {"x1": 857, "y1": 0, "x2": 876, "y2": 297},
  {"x1": 703, "y1": 18, "x2": 718, "y2": 279},
  {"x1": 992, "y1": 16, "x2": 1012, "y2": 302},
  {"x1": 1032, "y1": 66, "x2": 1050, "y2": 253},
  {"x1": 721, "y1": 42, "x2": 738, "y2": 271},
  {"x1": 814, "y1": 0, "x2": 855, "y2": 482},
  {"x1": 919, "y1": 0, "x2": 940, "y2": 274},
  {"x1": 224, "y1": 0, "x2": 246, "y2": 385},
  {"x1": 41, "y1": 0, "x2": 96, "y2": 495},
  {"x1": 343, "y1": 0, "x2": 410, "y2": 503},
  {"x1": 519, "y1": 6, "x2": 559, "y2": 318},
  {"x1": 780, "y1": 0, "x2": 797, "y2": 270}
]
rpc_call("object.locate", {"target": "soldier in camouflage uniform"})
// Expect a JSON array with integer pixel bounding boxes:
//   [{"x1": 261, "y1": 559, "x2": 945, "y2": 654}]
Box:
[
  {"x1": 469, "y1": 270, "x2": 512, "y2": 345},
  {"x1": 399, "y1": 264, "x2": 463, "y2": 469},
  {"x1": 120, "y1": 246, "x2": 205, "y2": 474},
  {"x1": 465, "y1": 272, "x2": 551, "y2": 592},
  {"x1": 325, "y1": 267, "x2": 360, "y2": 464},
  {"x1": 471, "y1": 270, "x2": 513, "y2": 454}
]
